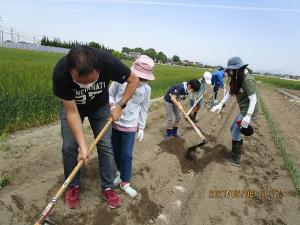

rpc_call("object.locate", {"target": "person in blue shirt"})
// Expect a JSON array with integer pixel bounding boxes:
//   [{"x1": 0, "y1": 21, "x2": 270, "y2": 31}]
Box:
[
  {"x1": 164, "y1": 79, "x2": 201, "y2": 138},
  {"x1": 211, "y1": 67, "x2": 226, "y2": 103},
  {"x1": 189, "y1": 71, "x2": 212, "y2": 122}
]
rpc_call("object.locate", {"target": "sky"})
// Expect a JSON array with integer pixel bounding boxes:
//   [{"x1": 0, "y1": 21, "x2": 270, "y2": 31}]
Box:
[{"x1": 1, "y1": 0, "x2": 300, "y2": 75}]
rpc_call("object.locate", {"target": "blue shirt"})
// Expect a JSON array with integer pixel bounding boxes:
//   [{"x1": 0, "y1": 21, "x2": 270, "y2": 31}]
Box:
[
  {"x1": 164, "y1": 82, "x2": 188, "y2": 103},
  {"x1": 211, "y1": 70, "x2": 225, "y2": 88}
]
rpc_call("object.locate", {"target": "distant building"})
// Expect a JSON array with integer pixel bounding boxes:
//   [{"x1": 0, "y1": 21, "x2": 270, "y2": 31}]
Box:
[
  {"x1": 193, "y1": 61, "x2": 202, "y2": 67},
  {"x1": 182, "y1": 60, "x2": 202, "y2": 67},
  {"x1": 182, "y1": 60, "x2": 192, "y2": 66},
  {"x1": 166, "y1": 58, "x2": 174, "y2": 64},
  {"x1": 128, "y1": 51, "x2": 141, "y2": 59}
]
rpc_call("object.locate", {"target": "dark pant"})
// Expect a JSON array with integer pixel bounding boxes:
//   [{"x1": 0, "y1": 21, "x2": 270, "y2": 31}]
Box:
[
  {"x1": 112, "y1": 128, "x2": 136, "y2": 182},
  {"x1": 60, "y1": 104, "x2": 115, "y2": 191},
  {"x1": 213, "y1": 85, "x2": 220, "y2": 100}
]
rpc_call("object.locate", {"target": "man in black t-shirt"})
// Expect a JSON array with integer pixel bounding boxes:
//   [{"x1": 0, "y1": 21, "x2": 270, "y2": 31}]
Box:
[{"x1": 53, "y1": 45, "x2": 139, "y2": 209}]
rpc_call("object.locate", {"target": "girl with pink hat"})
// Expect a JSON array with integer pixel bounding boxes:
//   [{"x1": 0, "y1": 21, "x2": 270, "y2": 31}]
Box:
[{"x1": 109, "y1": 55, "x2": 155, "y2": 198}]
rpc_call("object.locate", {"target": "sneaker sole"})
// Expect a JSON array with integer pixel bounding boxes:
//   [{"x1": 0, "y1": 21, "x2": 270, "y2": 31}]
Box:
[
  {"x1": 224, "y1": 158, "x2": 241, "y2": 167},
  {"x1": 65, "y1": 201, "x2": 78, "y2": 209}
]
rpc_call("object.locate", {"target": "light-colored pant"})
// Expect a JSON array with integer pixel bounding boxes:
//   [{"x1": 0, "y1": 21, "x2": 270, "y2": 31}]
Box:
[{"x1": 165, "y1": 101, "x2": 181, "y2": 129}]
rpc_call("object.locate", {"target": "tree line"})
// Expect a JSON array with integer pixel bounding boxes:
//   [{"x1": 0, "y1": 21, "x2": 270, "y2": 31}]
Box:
[
  {"x1": 40, "y1": 36, "x2": 192, "y2": 65},
  {"x1": 121, "y1": 47, "x2": 181, "y2": 64},
  {"x1": 40, "y1": 36, "x2": 114, "y2": 53}
]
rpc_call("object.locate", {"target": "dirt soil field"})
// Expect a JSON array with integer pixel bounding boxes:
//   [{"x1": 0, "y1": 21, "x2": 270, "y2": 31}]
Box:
[
  {"x1": 260, "y1": 88, "x2": 300, "y2": 172},
  {"x1": 1, "y1": 87, "x2": 300, "y2": 225}
]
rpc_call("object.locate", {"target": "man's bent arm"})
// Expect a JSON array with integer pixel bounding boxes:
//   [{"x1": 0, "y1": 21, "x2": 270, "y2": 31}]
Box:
[{"x1": 119, "y1": 72, "x2": 139, "y2": 104}]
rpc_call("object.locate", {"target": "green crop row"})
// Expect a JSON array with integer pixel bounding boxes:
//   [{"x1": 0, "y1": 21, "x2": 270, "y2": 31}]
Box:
[{"x1": 259, "y1": 95, "x2": 300, "y2": 196}]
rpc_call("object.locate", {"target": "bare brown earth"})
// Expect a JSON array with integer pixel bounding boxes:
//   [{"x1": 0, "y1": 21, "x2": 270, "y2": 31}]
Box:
[{"x1": 0, "y1": 87, "x2": 300, "y2": 225}]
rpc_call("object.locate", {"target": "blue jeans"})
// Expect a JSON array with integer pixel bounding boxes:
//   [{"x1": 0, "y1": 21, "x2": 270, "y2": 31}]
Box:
[
  {"x1": 189, "y1": 98, "x2": 203, "y2": 108},
  {"x1": 230, "y1": 114, "x2": 243, "y2": 141},
  {"x1": 230, "y1": 113, "x2": 257, "y2": 141},
  {"x1": 112, "y1": 128, "x2": 136, "y2": 182},
  {"x1": 60, "y1": 104, "x2": 115, "y2": 191}
]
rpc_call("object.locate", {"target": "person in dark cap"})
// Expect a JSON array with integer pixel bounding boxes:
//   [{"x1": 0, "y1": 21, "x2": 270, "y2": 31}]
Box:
[
  {"x1": 210, "y1": 67, "x2": 226, "y2": 104},
  {"x1": 210, "y1": 56, "x2": 258, "y2": 165}
]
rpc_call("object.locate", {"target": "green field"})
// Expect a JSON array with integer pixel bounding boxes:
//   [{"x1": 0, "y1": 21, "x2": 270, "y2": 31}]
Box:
[
  {"x1": 0, "y1": 48, "x2": 64, "y2": 133},
  {"x1": 0, "y1": 48, "x2": 205, "y2": 133},
  {"x1": 123, "y1": 61, "x2": 206, "y2": 98},
  {"x1": 254, "y1": 75, "x2": 300, "y2": 90}
]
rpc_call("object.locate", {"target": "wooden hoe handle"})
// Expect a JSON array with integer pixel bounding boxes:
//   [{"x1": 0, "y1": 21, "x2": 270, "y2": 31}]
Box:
[
  {"x1": 170, "y1": 95, "x2": 206, "y2": 141},
  {"x1": 34, "y1": 117, "x2": 113, "y2": 225}
]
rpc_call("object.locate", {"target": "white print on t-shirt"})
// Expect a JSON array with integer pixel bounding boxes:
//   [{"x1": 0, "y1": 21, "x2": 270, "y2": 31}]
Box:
[
  {"x1": 73, "y1": 82, "x2": 106, "y2": 105},
  {"x1": 239, "y1": 88, "x2": 244, "y2": 93}
]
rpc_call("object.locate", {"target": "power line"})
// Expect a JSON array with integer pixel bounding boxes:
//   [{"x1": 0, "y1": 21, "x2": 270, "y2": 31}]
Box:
[{"x1": 0, "y1": 26, "x2": 40, "y2": 44}]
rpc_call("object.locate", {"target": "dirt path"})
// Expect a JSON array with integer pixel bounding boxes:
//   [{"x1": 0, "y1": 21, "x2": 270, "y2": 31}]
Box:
[
  {"x1": 282, "y1": 89, "x2": 300, "y2": 99},
  {"x1": 0, "y1": 88, "x2": 300, "y2": 225}
]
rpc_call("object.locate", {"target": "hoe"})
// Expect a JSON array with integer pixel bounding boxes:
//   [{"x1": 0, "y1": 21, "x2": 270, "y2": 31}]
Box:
[
  {"x1": 170, "y1": 94, "x2": 207, "y2": 147},
  {"x1": 34, "y1": 118, "x2": 113, "y2": 225}
]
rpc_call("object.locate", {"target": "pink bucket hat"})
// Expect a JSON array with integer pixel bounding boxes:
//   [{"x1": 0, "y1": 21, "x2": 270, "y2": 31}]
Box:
[{"x1": 131, "y1": 55, "x2": 155, "y2": 80}]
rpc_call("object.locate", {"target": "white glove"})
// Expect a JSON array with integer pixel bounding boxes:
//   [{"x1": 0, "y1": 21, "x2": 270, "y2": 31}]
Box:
[
  {"x1": 241, "y1": 115, "x2": 251, "y2": 128},
  {"x1": 137, "y1": 129, "x2": 144, "y2": 142},
  {"x1": 210, "y1": 103, "x2": 223, "y2": 113}
]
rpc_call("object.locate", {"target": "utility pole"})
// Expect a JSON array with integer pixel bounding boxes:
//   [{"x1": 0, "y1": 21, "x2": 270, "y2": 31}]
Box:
[
  {"x1": 11, "y1": 28, "x2": 13, "y2": 42},
  {"x1": 0, "y1": 16, "x2": 3, "y2": 42}
]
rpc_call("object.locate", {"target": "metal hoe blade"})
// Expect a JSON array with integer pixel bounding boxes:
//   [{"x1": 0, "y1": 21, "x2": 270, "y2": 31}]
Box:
[{"x1": 43, "y1": 219, "x2": 56, "y2": 225}]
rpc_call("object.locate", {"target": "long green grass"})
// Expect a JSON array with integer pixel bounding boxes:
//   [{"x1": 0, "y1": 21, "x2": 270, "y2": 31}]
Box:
[
  {"x1": 254, "y1": 75, "x2": 300, "y2": 90},
  {"x1": 260, "y1": 95, "x2": 300, "y2": 196},
  {"x1": 0, "y1": 48, "x2": 205, "y2": 133},
  {"x1": 123, "y1": 60, "x2": 206, "y2": 98},
  {"x1": 0, "y1": 48, "x2": 64, "y2": 133}
]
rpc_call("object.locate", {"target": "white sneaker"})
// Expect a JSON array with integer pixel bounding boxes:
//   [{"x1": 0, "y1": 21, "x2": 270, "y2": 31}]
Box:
[
  {"x1": 120, "y1": 182, "x2": 137, "y2": 198},
  {"x1": 113, "y1": 175, "x2": 122, "y2": 186}
]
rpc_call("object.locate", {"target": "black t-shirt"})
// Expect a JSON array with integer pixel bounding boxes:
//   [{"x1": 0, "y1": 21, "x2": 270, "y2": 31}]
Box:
[{"x1": 53, "y1": 49, "x2": 131, "y2": 110}]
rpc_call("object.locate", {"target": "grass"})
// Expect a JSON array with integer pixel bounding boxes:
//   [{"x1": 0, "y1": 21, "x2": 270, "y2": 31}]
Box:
[
  {"x1": 0, "y1": 48, "x2": 205, "y2": 133},
  {"x1": 259, "y1": 95, "x2": 300, "y2": 196},
  {"x1": 123, "y1": 60, "x2": 206, "y2": 98},
  {"x1": 0, "y1": 174, "x2": 11, "y2": 189},
  {"x1": 254, "y1": 75, "x2": 300, "y2": 90},
  {"x1": 0, "y1": 132, "x2": 10, "y2": 151}
]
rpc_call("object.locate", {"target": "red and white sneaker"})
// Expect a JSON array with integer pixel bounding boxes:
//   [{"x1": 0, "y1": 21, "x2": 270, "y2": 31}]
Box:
[
  {"x1": 65, "y1": 186, "x2": 80, "y2": 209},
  {"x1": 101, "y1": 188, "x2": 122, "y2": 208}
]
